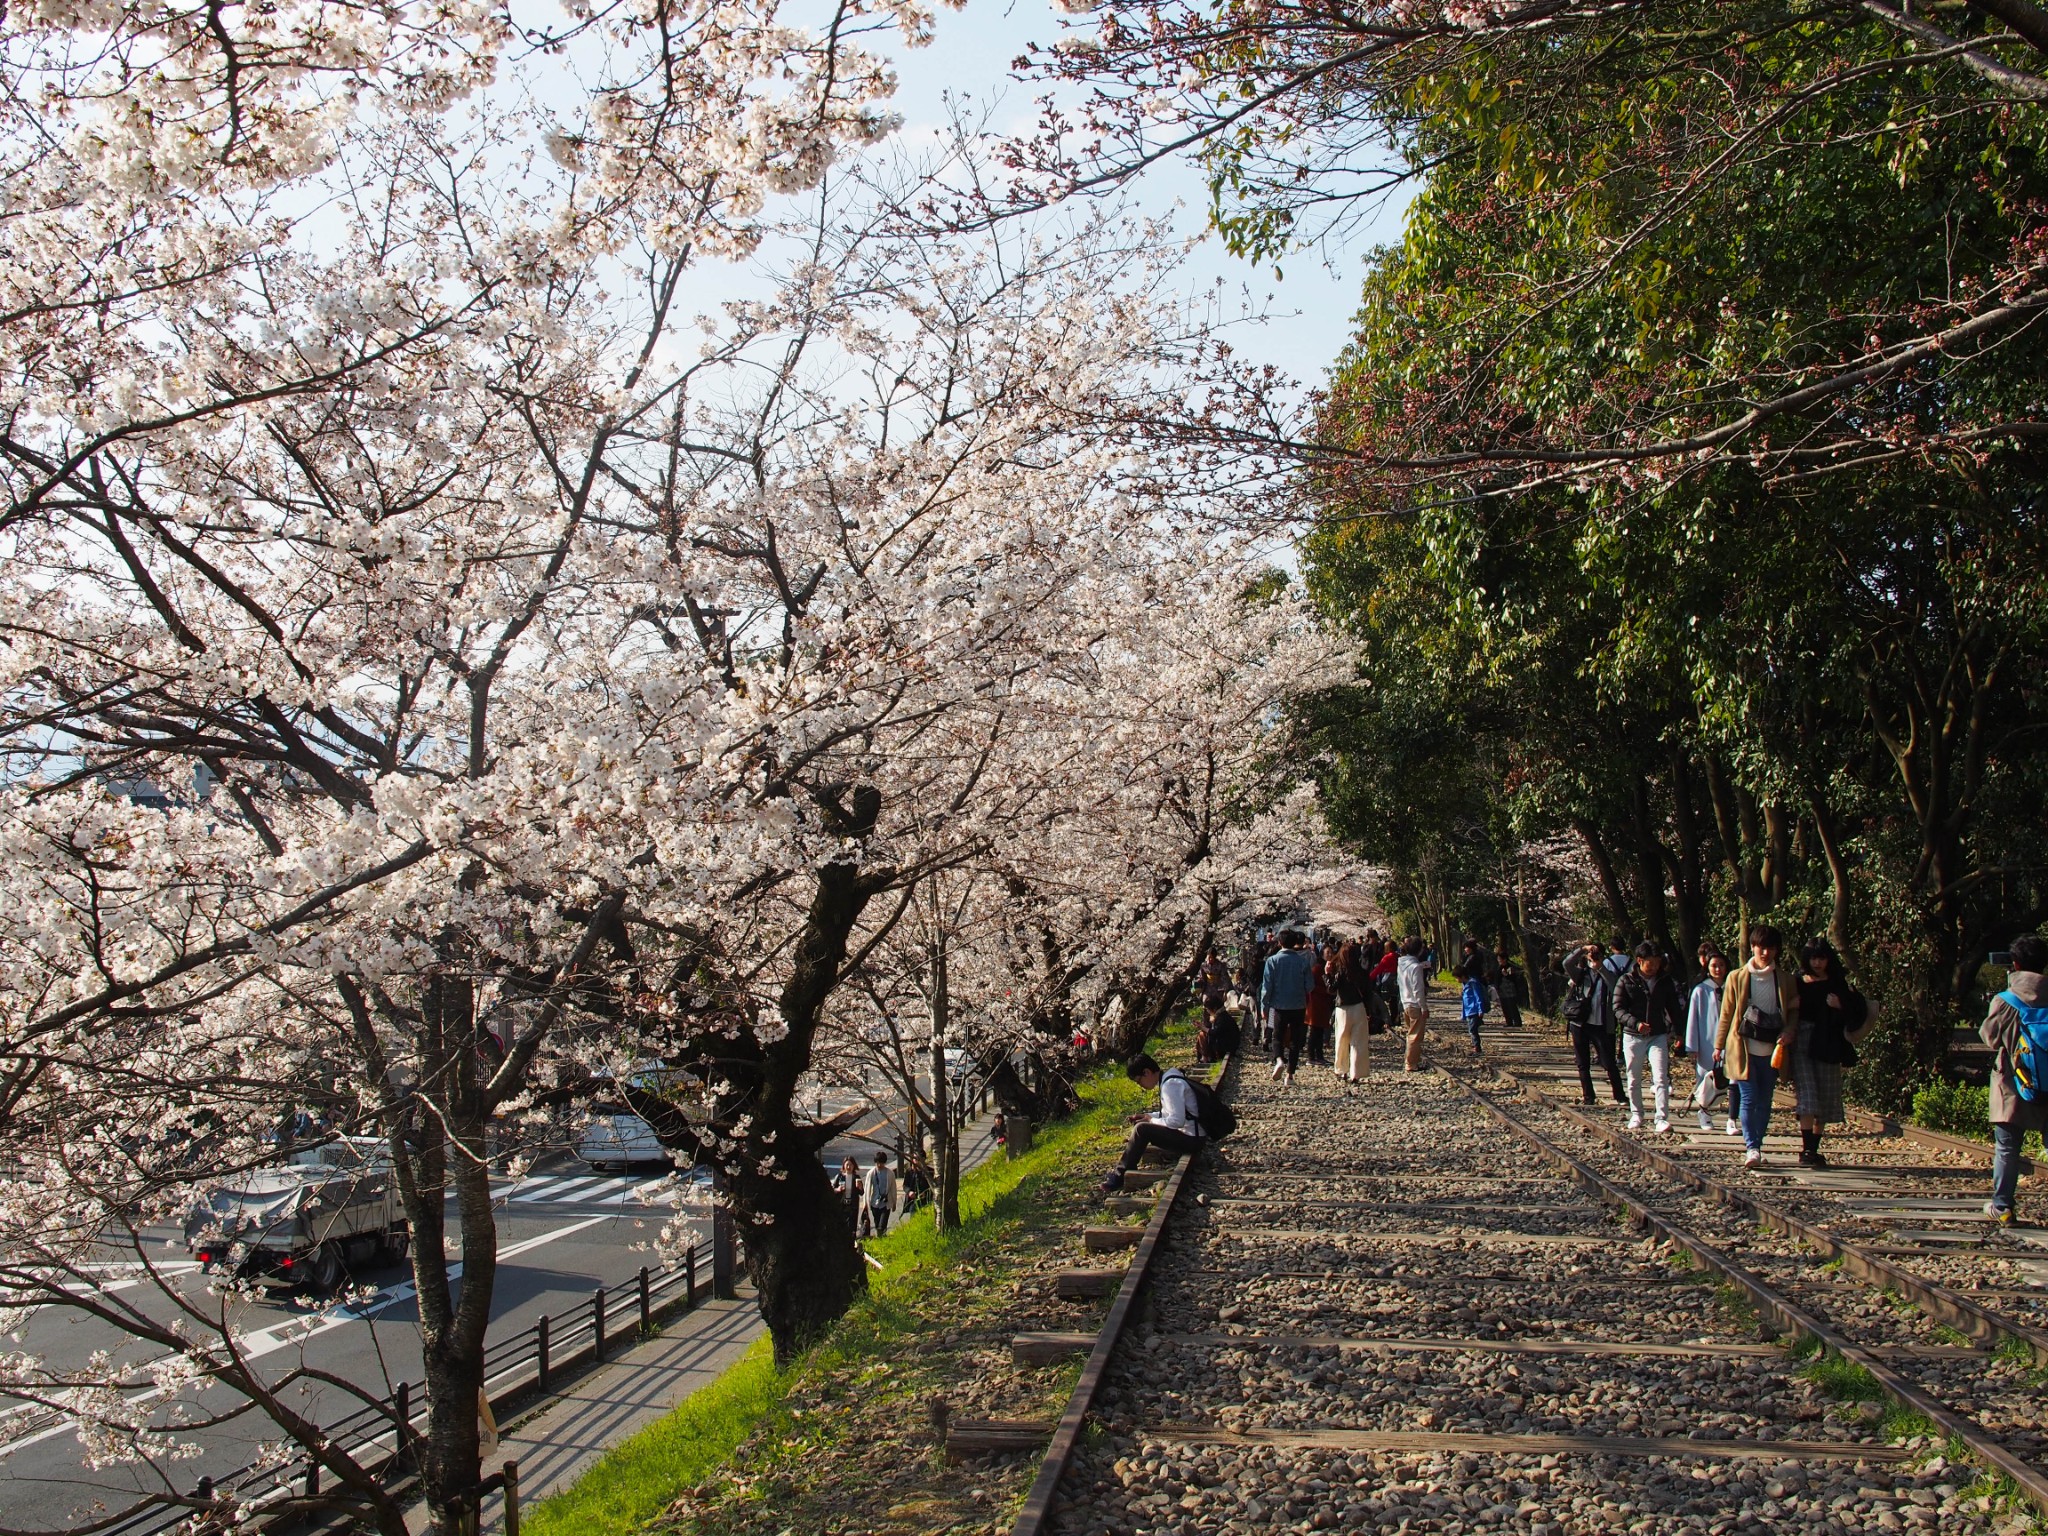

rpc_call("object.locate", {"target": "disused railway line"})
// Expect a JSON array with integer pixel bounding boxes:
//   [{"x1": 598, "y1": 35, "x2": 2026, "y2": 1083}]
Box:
[{"x1": 1000, "y1": 1016, "x2": 2048, "y2": 1536}]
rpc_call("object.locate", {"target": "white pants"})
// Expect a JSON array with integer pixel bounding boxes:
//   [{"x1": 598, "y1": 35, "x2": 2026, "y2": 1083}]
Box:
[
  {"x1": 1623, "y1": 1033, "x2": 1671, "y2": 1123},
  {"x1": 1333, "y1": 1002, "x2": 1370, "y2": 1080}
]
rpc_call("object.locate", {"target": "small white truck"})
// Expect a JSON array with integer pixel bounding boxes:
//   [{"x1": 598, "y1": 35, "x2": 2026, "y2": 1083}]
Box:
[{"x1": 184, "y1": 1138, "x2": 410, "y2": 1292}]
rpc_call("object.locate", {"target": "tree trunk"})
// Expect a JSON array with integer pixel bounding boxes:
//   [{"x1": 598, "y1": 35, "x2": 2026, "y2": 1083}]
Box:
[
  {"x1": 1763, "y1": 801, "x2": 1791, "y2": 906},
  {"x1": 1628, "y1": 777, "x2": 1672, "y2": 954},
  {"x1": 411, "y1": 964, "x2": 496, "y2": 1536},
  {"x1": 735, "y1": 1152, "x2": 870, "y2": 1370},
  {"x1": 1808, "y1": 792, "x2": 1853, "y2": 961},
  {"x1": 1570, "y1": 816, "x2": 1634, "y2": 939},
  {"x1": 929, "y1": 930, "x2": 960, "y2": 1232},
  {"x1": 1666, "y1": 746, "x2": 1709, "y2": 975}
]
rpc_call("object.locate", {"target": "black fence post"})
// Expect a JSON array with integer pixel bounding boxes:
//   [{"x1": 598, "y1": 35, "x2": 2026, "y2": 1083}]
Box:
[
  {"x1": 592, "y1": 1287, "x2": 606, "y2": 1364},
  {"x1": 536, "y1": 1315, "x2": 550, "y2": 1391},
  {"x1": 685, "y1": 1246, "x2": 697, "y2": 1307},
  {"x1": 638, "y1": 1265, "x2": 651, "y2": 1336},
  {"x1": 305, "y1": 1460, "x2": 320, "y2": 1499},
  {"x1": 394, "y1": 1381, "x2": 410, "y2": 1471},
  {"x1": 712, "y1": 1206, "x2": 737, "y2": 1300}
]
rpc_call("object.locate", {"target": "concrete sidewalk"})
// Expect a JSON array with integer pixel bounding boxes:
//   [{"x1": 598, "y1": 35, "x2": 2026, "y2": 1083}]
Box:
[
  {"x1": 473, "y1": 1294, "x2": 760, "y2": 1530},
  {"x1": 472, "y1": 1104, "x2": 1006, "y2": 1528}
]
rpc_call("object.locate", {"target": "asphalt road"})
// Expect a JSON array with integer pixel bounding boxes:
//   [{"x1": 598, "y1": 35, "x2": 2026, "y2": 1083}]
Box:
[
  {"x1": 1, "y1": 1170, "x2": 703, "y2": 1534},
  {"x1": 1, "y1": 1071, "x2": 964, "y2": 1534}
]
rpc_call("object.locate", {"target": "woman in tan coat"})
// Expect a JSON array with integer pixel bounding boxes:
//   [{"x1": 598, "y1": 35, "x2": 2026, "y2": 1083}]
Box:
[{"x1": 1715, "y1": 924, "x2": 1802, "y2": 1170}]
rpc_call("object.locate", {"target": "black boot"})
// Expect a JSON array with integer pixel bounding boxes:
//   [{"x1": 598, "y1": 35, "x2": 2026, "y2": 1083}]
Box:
[{"x1": 1798, "y1": 1130, "x2": 1827, "y2": 1168}]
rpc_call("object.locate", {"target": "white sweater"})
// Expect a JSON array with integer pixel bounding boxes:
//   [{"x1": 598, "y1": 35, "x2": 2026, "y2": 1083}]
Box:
[{"x1": 1397, "y1": 956, "x2": 1430, "y2": 1009}]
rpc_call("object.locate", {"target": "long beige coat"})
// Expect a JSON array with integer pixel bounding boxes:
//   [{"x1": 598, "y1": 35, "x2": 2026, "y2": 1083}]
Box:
[{"x1": 1715, "y1": 961, "x2": 1803, "y2": 1080}]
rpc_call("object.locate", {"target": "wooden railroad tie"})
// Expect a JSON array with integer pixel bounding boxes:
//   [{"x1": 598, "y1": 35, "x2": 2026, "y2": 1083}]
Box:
[
  {"x1": 1100, "y1": 1194, "x2": 1152, "y2": 1218},
  {"x1": 1147, "y1": 1425, "x2": 1917, "y2": 1464},
  {"x1": 1083, "y1": 1225, "x2": 1144, "y2": 1252},
  {"x1": 945, "y1": 1417, "x2": 1055, "y2": 1461},
  {"x1": 1011, "y1": 1331, "x2": 1097, "y2": 1366},
  {"x1": 1055, "y1": 1268, "x2": 1125, "y2": 1299}
]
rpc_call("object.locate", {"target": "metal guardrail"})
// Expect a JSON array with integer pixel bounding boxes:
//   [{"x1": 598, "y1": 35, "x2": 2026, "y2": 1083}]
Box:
[{"x1": 93, "y1": 1234, "x2": 722, "y2": 1536}]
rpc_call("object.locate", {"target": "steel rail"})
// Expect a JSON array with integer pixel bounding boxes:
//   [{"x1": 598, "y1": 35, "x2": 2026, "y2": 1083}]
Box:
[
  {"x1": 1444, "y1": 1068, "x2": 2048, "y2": 1523},
  {"x1": 1008, "y1": 1054, "x2": 1234, "y2": 1536},
  {"x1": 1495, "y1": 1060, "x2": 2048, "y2": 1368}
]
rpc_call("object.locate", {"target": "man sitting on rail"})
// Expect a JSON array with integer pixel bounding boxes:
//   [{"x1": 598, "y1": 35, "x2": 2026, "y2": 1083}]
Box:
[{"x1": 1100, "y1": 1053, "x2": 1203, "y2": 1192}]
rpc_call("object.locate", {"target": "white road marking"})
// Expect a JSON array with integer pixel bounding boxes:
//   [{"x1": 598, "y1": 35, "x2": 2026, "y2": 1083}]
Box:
[
  {"x1": 533, "y1": 1175, "x2": 614, "y2": 1203},
  {"x1": 0, "y1": 1214, "x2": 614, "y2": 1462}
]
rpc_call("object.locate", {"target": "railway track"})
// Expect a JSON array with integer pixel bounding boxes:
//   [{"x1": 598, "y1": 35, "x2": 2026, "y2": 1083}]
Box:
[{"x1": 1018, "y1": 1014, "x2": 2048, "y2": 1536}]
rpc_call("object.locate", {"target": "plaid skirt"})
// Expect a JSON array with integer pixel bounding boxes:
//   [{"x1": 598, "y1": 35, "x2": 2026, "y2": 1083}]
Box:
[{"x1": 1792, "y1": 1018, "x2": 1846, "y2": 1124}]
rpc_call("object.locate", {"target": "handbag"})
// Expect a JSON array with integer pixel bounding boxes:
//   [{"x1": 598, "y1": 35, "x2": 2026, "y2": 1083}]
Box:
[
  {"x1": 1739, "y1": 1003, "x2": 1784, "y2": 1046},
  {"x1": 1689, "y1": 1072, "x2": 1722, "y2": 1111}
]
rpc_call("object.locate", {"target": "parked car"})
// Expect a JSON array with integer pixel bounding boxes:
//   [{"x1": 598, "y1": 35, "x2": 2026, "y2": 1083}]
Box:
[
  {"x1": 574, "y1": 1066, "x2": 694, "y2": 1171},
  {"x1": 574, "y1": 1109, "x2": 669, "y2": 1171},
  {"x1": 184, "y1": 1138, "x2": 408, "y2": 1293}
]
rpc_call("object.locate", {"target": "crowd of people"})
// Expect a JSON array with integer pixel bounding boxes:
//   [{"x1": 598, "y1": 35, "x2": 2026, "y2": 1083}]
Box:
[
  {"x1": 1094, "y1": 917, "x2": 2048, "y2": 1228},
  {"x1": 1215, "y1": 926, "x2": 1529, "y2": 1084},
  {"x1": 1560, "y1": 925, "x2": 1874, "y2": 1170}
]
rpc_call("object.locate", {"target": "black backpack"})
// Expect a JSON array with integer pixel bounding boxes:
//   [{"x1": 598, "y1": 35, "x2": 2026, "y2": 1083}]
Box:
[
  {"x1": 1562, "y1": 966, "x2": 1596, "y2": 1024},
  {"x1": 1166, "y1": 1069, "x2": 1238, "y2": 1140}
]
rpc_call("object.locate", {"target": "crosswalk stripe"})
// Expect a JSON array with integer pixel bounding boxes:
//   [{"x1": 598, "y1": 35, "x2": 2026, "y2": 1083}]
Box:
[
  {"x1": 534, "y1": 1175, "x2": 617, "y2": 1202},
  {"x1": 485, "y1": 1172, "x2": 688, "y2": 1204}
]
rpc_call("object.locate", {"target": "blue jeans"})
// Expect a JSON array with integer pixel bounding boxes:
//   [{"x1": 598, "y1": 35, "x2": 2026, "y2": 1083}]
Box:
[
  {"x1": 1739, "y1": 1059, "x2": 1778, "y2": 1152},
  {"x1": 1992, "y1": 1122, "x2": 2026, "y2": 1213}
]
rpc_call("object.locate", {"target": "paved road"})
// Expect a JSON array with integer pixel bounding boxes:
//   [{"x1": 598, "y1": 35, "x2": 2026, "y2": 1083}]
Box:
[
  {"x1": 1, "y1": 1172, "x2": 702, "y2": 1534},
  {"x1": 1, "y1": 1071, "x2": 979, "y2": 1535}
]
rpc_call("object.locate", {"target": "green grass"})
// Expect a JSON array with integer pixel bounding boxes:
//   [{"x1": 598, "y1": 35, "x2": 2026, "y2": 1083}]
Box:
[
  {"x1": 520, "y1": 1044, "x2": 1165, "y2": 1536},
  {"x1": 1879, "y1": 1403, "x2": 1937, "y2": 1442},
  {"x1": 1798, "y1": 1351, "x2": 1884, "y2": 1402},
  {"x1": 522, "y1": 1337, "x2": 786, "y2": 1536}
]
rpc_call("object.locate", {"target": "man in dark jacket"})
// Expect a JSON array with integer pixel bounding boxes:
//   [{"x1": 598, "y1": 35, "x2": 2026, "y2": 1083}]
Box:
[
  {"x1": 1561, "y1": 943, "x2": 1625, "y2": 1107},
  {"x1": 1613, "y1": 940, "x2": 1684, "y2": 1134},
  {"x1": 1983, "y1": 933, "x2": 2048, "y2": 1224}
]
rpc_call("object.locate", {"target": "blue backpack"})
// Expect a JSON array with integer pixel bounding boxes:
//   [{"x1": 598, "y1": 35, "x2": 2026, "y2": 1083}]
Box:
[{"x1": 1998, "y1": 991, "x2": 2048, "y2": 1101}]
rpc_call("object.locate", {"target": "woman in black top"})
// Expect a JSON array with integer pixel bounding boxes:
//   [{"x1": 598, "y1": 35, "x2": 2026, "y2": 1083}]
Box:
[{"x1": 1794, "y1": 939, "x2": 1868, "y2": 1168}]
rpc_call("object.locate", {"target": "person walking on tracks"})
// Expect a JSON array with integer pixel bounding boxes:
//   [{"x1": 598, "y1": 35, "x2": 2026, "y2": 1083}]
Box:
[
  {"x1": 1101, "y1": 1053, "x2": 1204, "y2": 1191},
  {"x1": 1331, "y1": 937, "x2": 1373, "y2": 1087},
  {"x1": 1497, "y1": 954, "x2": 1526, "y2": 1030},
  {"x1": 1561, "y1": 942, "x2": 1625, "y2": 1106},
  {"x1": 1717, "y1": 924, "x2": 1800, "y2": 1170},
  {"x1": 1686, "y1": 949, "x2": 1730, "y2": 1132},
  {"x1": 1613, "y1": 940, "x2": 1683, "y2": 1134},
  {"x1": 1262, "y1": 928, "x2": 1313, "y2": 1086},
  {"x1": 1397, "y1": 935, "x2": 1432, "y2": 1071},
  {"x1": 1456, "y1": 939, "x2": 1488, "y2": 1056},
  {"x1": 1306, "y1": 943, "x2": 1335, "y2": 1068},
  {"x1": 1794, "y1": 938, "x2": 1869, "y2": 1168},
  {"x1": 1981, "y1": 932, "x2": 2048, "y2": 1224}
]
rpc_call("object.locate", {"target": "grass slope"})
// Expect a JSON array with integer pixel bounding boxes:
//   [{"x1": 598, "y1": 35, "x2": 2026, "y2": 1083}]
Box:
[{"x1": 524, "y1": 1037, "x2": 1177, "y2": 1536}]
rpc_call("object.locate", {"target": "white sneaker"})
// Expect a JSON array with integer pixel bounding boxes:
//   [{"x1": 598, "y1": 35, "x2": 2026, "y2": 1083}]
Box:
[
  {"x1": 1743, "y1": 1149, "x2": 1764, "y2": 1169},
  {"x1": 1285, "y1": 1068, "x2": 1295, "y2": 1086},
  {"x1": 1724, "y1": 1119, "x2": 1741, "y2": 1137},
  {"x1": 1654, "y1": 1119, "x2": 1671, "y2": 1136},
  {"x1": 1627, "y1": 1113, "x2": 1643, "y2": 1131},
  {"x1": 1696, "y1": 1111, "x2": 1713, "y2": 1131},
  {"x1": 1271, "y1": 1059, "x2": 1283, "y2": 1081}
]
